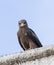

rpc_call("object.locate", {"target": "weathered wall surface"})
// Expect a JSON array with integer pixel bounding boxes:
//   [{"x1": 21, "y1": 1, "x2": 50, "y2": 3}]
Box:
[{"x1": 0, "y1": 45, "x2": 54, "y2": 65}]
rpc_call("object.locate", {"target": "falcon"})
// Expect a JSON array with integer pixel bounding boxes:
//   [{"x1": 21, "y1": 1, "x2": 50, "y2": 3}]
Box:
[{"x1": 17, "y1": 19, "x2": 43, "y2": 50}]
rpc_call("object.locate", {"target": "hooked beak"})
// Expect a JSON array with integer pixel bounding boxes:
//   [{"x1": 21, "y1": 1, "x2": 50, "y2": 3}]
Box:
[{"x1": 20, "y1": 23, "x2": 25, "y2": 27}]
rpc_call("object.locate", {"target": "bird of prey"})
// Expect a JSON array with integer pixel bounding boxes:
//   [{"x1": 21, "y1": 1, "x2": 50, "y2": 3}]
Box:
[{"x1": 17, "y1": 19, "x2": 43, "y2": 50}]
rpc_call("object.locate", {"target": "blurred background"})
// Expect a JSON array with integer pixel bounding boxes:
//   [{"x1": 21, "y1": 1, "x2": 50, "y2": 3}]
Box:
[{"x1": 0, "y1": 0, "x2": 54, "y2": 55}]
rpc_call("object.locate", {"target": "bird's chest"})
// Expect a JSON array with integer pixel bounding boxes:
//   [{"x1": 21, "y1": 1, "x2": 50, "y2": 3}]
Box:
[
  {"x1": 19, "y1": 29, "x2": 29, "y2": 49},
  {"x1": 19, "y1": 29, "x2": 28, "y2": 42},
  {"x1": 21, "y1": 32, "x2": 28, "y2": 42}
]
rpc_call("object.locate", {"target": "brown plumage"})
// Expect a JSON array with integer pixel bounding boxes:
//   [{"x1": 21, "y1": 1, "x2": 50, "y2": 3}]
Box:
[{"x1": 17, "y1": 19, "x2": 43, "y2": 50}]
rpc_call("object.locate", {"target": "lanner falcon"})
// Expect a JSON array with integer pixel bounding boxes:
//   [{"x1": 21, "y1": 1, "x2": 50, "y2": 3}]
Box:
[{"x1": 17, "y1": 19, "x2": 43, "y2": 50}]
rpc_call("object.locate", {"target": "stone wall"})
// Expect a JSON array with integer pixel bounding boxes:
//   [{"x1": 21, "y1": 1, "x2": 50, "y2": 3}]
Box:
[{"x1": 0, "y1": 45, "x2": 54, "y2": 65}]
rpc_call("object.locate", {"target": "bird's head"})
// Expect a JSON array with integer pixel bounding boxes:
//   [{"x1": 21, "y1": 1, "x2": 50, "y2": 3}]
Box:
[{"x1": 18, "y1": 19, "x2": 28, "y2": 28}]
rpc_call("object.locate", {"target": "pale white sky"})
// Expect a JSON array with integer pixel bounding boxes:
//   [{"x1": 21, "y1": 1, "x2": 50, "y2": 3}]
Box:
[{"x1": 0, "y1": 0, "x2": 54, "y2": 55}]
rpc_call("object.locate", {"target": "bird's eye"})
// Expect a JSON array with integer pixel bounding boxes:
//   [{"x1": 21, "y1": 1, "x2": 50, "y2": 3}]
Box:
[
  {"x1": 19, "y1": 23, "x2": 21, "y2": 25},
  {"x1": 24, "y1": 22, "x2": 26, "y2": 24}
]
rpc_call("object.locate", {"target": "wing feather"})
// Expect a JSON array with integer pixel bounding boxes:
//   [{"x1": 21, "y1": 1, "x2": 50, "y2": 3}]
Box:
[{"x1": 27, "y1": 28, "x2": 43, "y2": 47}]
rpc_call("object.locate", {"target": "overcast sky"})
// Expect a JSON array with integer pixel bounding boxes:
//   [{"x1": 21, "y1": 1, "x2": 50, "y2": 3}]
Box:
[{"x1": 0, "y1": 0, "x2": 54, "y2": 56}]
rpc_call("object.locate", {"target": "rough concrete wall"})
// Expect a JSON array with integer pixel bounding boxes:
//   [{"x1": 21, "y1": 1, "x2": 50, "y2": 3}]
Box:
[{"x1": 0, "y1": 45, "x2": 54, "y2": 65}]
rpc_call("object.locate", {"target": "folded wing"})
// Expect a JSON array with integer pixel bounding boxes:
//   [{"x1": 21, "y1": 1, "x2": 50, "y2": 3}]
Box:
[{"x1": 27, "y1": 28, "x2": 43, "y2": 47}]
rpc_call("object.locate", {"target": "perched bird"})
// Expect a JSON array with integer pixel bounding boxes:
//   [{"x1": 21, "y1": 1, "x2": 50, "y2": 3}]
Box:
[{"x1": 17, "y1": 19, "x2": 43, "y2": 50}]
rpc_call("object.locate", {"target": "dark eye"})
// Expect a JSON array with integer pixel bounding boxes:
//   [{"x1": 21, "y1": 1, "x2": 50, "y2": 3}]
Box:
[
  {"x1": 24, "y1": 21, "x2": 26, "y2": 24},
  {"x1": 19, "y1": 22, "x2": 21, "y2": 25}
]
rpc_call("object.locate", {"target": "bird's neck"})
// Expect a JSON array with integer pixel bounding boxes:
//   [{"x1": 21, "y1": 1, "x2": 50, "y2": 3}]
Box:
[
  {"x1": 20, "y1": 26, "x2": 28, "y2": 30},
  {"x1": 19, "y1": 27, "x2": 28, "y2": 33}
]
